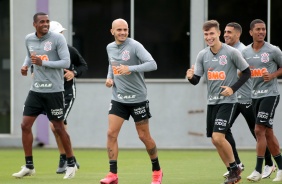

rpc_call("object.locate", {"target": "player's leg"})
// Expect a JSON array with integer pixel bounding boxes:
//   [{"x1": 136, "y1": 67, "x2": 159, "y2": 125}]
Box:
[
  {"x1": 100, "y1": 100, "x2": 127, "y2": 184},
  {"x1": 210, "y1": 104, "x2": 242, "y2": 184},
  {"x1": 12, "y1": 91, "x2": 42, "y2": 178},
  {"x1": 132, "y1": 100, "x2": 162, "y2": 184}
]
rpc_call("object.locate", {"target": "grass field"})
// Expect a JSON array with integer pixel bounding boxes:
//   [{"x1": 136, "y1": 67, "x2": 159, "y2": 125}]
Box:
[{"x1": 0, "y1": 148, "x2": 278, "y2": 184}]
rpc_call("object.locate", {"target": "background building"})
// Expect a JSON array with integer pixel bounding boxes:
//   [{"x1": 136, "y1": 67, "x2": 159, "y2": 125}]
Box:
[{"x1": 1, "y1": 0, "x2": 281, "y2": 148}]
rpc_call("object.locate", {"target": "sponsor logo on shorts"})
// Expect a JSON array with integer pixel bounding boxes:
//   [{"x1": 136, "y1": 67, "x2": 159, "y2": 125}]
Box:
[
  {"x1": 257, "y1": 111, "x2": 269, "y2": 119},
  {"x1": 134, "y1": 107, "x2": 146, "y2": 115},
  {"x1": 51, "y1": 108, "x2": 63, "y2": 117},
  {"x1": 215, "y1": 118, "x2": 227, "y2": 127}
]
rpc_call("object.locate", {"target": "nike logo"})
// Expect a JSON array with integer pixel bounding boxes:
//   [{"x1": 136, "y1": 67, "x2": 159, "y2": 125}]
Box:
[
  {"x1": 58, "y1": 115, "x2": 63, "y2": 118},
  {"x1": 245, "y1": 57, "x2": 252, "y2": 60},
  {"x1": 204, "y1": 60, "x2": 209, "y2": 63},
  {"x1": 218, "y1": 128, "x2": 225, "y2": 130},
  {"x1": 141, "y1": 114, "x2": 147, "y2": 118},
  {"x1": 246, "y1": 104, "x2": 252, "y2": 108},
  {"x1": 260, "y1": 120, "x2": 267, "y2": 123}
]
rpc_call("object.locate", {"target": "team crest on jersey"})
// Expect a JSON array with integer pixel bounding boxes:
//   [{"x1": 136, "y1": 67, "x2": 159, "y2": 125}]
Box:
[
  {"x1": 261, "y1": 52, "x2": 269, "y2": 63},
  {"x1": 219, "y1": 55, "x2": 227, "y2": 65},
  {"x1": 44, "y1": 41, "x2": 52, "y2": 51},
  {"x1": 122, "y1": 50, "x2": 130, "y2": 61}
]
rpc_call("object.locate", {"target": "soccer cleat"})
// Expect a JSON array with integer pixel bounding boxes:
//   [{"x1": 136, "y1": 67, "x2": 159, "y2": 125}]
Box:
[
  {"x1": 247, "y1": 170, "x2": 262, "y2": 182},
  {"x1": 273, "y1": 170, "x2": 282, "y2": 181},
  {"x1": 100, "y1": 172, "x2": 118, "y2": 184},
  {"x1": 151, "y1": 169, "x2": 163, "y2": 184},
  {"x1": 262, "y1": 165, "x2": 276, "y2": 179},
  {"x1": 63, "y1": 165, "x2": 77, "y2": 179},
  {"x1": 12, "y1": 165, "x2": 35, "y2": 178},
  {"x1": 224, "y1": 167, "x2": 242, "y2": 184},
  {"x1": 223, "y1": 163, "x2": 244, "y2": 178},
  {"x1": 56, "y1": 160, "x2": 67, "y2": 174}
]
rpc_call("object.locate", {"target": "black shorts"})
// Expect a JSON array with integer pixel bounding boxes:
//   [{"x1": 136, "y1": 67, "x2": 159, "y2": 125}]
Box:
[
  {"x1": 229, "y1": 101, "x2": 256, "y2": 129},
  {"x1": 63, "y1": 88, "x2": 75, "y2": 125},
  {"x1": 23, "y1": 91, "x2": 65, "y2": 121},
  {"x1": 206, "y1": 103, "x2": 237, "y2": 137},
  {"x1": 252, "y1": 95, "x2": 280, "y2": 128},
  {"x1": 109, "y1": 100, "x2": 152, "y2": 122}
]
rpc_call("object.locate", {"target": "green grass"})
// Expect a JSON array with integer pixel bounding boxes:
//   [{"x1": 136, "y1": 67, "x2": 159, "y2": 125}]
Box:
[{"x1": 0, "y1": 148, "x2": 277, "y2": 184}]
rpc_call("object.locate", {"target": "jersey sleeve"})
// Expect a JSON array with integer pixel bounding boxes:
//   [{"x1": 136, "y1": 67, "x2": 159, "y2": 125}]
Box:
[
  {"x1": 273, "y1": 46, "x2": 282, "y2": 67},
  {"x1": 42, "y1": 34, "x2": 70, "y2": 69},
  {"x1": 194, "y1": 51, "x2": 205, "y2": 77},
  {"x1": 128, "y1": 42, "x2": 157, "y2": 72}
]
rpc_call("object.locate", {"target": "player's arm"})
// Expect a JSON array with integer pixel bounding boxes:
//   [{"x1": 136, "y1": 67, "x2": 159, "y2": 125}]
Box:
[
  {"x1": 127, "y1": 42, "x2": 157, "y2": 73},
  {"x1": 230, "y1": 67, "x2": 251, "y2": 92},
  {"x1": 186, "y1": 65, "x2": 201, "y2": 85},
  {"x1": 70, "y1": 46, "x2": 88, "y2": 77},
  {"x1": 42, "y1": 34, "x2": 70, "y2": 69},
  {"x1": 105, "y1": 65, "x2": 114, "y2": 87},
  {"x1": 263, "y1": 47, "x2": 282, "y2": 81}
]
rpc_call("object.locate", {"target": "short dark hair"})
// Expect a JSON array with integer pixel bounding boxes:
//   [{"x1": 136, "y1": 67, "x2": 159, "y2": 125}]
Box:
[
  {"x1": 203, "y1": 20, "x2": 220, "y2": 31},
  {"x1": 33, "y1": 12, "x2": 48, "y2": 22},
  {"x1": 250, "y1": 19, "x2": 265, "y2": 30},
  {"x1": 226, "y1": 22, "x2": 242, "y2": 34}
]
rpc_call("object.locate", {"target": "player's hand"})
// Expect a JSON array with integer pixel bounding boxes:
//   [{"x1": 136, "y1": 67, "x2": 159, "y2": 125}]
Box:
[
  {"x1": 116, "y1": 64, "x2": 131, "y2": 75},
  {"x1": 64, "y1": 69, "x2": 75, "y2": 81},
  {"x1": 21, "y1": 66, "x2": 28, "y2": 76},
  {"x1": 262, "y1": 71, "x2": 273, "y2": 82},
  {"x1": 220, "y1": 86, "x2": 234, "y2": 96},
  {"x1": 105, "y1": 78, "x2": 114, "y2": 88},
  {"x1": 186, "y1": 65, "x2": 194, "y2": 79},
  {"x1": 30, "y1": 54, "x2": 42, "y2": 66}
]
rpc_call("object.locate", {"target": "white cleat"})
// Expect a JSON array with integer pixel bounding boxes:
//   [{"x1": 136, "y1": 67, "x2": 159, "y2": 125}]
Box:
[
  {"x1": 63, "y1": 165, "x2": 77, "y2": 179},
  {"x1": 12, "y1": 165, "x2": 35, "y2": 178},
  {"x1": 273, "y1": 170, "x2": 282, "y2": 181},
  {"x1": 262, "y1": 165, "x2": 276, "y2": 179},
  {"x1": 247, "y1": 170, "x2": 262, "y2": 182}
]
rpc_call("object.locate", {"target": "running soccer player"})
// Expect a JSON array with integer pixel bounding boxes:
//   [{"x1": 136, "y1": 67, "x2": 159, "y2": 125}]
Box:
[
  {"x1": 100, "y1": 18, "x2": 163, "y2": 184},
  {"x1": 243, "y1": 19, "x2": 282, "y2": 182},
  {"x1": 186, "y1": 20, "x2": 250, "y2": 184},
  {"x1": 223, "y1": 22, "x2": 275, "y2": 179},
  {"x1": 12, "y1": 12, "x2": 77, "y2": 179},
  {"x1": 48, "y1": 20, "x2": 88, "y2": 174}
]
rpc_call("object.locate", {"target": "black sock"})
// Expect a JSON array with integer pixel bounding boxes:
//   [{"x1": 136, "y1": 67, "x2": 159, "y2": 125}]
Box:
[
  {"x1": 67, "y1": 156, "x2": 75, "y2": 167},
  {"x1": 60, "y1": 154, "x2": 66, "y2": 161},
  {"x1": 151, "y1": 157, "x2": 160, "y2": 171},
  {"x1": 225, "y1": 131, "x2": 241, "y2": 164},
  {"x1": 25, "y1": 156, "x2": 34, "y2": 169},
  {"x1": 227, "y1": 167, "x2": 230, "y2": 171},
  {"x1": 109, "y1": 160, "x2": 117, "y2": 174},
  {"x1": 229, "y1": 162, "x2": 237, "y2": 171},
  {"x1": 273, "y1": 154, "x2": 282, "y2": 170},
  {"x1": 255, "y1": 156, "x2": 264, "y2": 173},
  {"x1": 264, "y1": 147, "x2": 273, "y2": 166},
  {"x1": 73, "y1": 156, "x2": 77, "y2": 163}
]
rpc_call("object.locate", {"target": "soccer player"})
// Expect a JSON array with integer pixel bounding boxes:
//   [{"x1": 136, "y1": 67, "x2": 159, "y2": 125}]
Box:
[
  {"x1": 186, "y1": 20, "x2": 250, "y2": 184},
  {"x1": 12, "y1": 12, "x2": 77, "y2": 179},
  {"x1": 99, "y1": 18, "x2": 163, "y2": 184},
  {"x1": 48, "y1": 21, "x2": 88, "y2": 174},
  {"x1": 243, "y1": 19, "x2": 282, "y2": 182},
  {"x1": 223, "y1": 22, "x2": 275, "y2": 179}
]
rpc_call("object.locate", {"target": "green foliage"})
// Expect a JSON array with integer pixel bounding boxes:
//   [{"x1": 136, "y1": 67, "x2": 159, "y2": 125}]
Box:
[{"x1": 0, "y1": 148, "x2": 277, "y2": 184}]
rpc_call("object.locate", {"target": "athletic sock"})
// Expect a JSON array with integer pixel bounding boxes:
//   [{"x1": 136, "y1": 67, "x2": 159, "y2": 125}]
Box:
[
  {"x1": 60, "y1": 153, "x2": 67, "y2": 161},
  {"x1": 255, "y1": 156, "x2": 264, "y2": 173},
  {"x1": 229, "y1": 161, "x2": 237, "y2": 171},
  {"x1": 67, "y1": 156, "x2": 75, "y2": 167},
  {"x1": 109, "y1": 160, "x2": 117, "y2": 174},
  {"x1": 264, "y1": 148, "x2": 273, "y2": 166},
  {"x1": 273, "y1": 154, "x2": 282, "y2": 170},
  {"x1": 25, "y1": 156, "x2": 34, "y2": 169},
  {"x1": 151, "y1": 157, "x2": 160, "y2": 171},
  {"x1": 226, "y1": 167, "x2": 231, "y2": 171}
]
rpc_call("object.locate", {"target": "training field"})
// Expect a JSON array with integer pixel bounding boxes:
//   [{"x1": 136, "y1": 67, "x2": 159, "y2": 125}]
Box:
[{"x1": 1, "y1": 148, "x2": 277, "y2": 184}]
